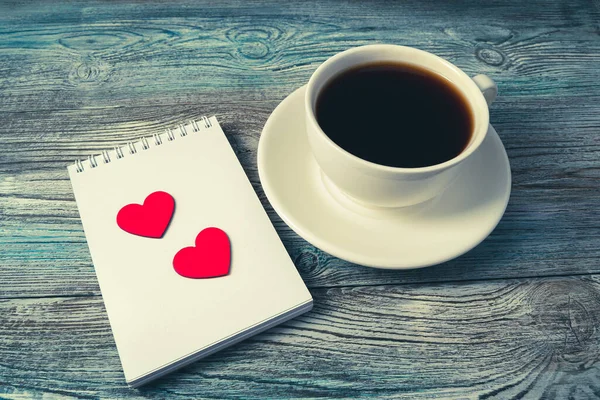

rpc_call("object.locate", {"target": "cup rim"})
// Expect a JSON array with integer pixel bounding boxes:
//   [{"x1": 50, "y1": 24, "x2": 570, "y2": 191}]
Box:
[{"x1": 305, "y1": 44, "x2": 490, "y2": 174}]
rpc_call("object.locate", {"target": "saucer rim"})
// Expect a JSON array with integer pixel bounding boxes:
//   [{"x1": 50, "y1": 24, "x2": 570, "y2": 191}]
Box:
[{"x1": 258, "y1": 85, "x2": 512, "y2": 269}]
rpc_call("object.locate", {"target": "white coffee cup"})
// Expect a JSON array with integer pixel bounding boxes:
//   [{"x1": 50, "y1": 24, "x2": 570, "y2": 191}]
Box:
[{"x1": 305, "y1": 44, "x2": 497, "y2": 208}]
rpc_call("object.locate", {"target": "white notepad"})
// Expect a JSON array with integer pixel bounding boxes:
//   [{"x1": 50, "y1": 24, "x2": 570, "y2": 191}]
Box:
[{"x1": 68, "y1": 116, "x2": 312, "y2": 387}]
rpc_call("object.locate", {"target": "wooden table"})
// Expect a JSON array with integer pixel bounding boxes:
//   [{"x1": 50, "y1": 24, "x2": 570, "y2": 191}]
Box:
[{"x1": 2, "y1": 1, "x2": 599, "y2": 398}]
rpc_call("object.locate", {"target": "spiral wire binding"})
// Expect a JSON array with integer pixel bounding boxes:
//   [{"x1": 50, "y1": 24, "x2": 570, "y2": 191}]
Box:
[
  {"x1": 88, "y1": 155, "x2": 98, "y2": 168},
  {"x1": 179, "y1": 124, "x2": 188, "y2": 137},
  {"x1": 101, "y1": 150, "x2": 111, "y2": 164},
  {"x1": 128, "y1": 142, "x2": 137, "y2": 155},
  {"x1": 166, "y1": 128, "x2": 175, "y2": 141},
  {"x1": 140, "y1": 137, "x2": 150, "y2": 150},
  {"x1": 75, "y1": 159, "x2": 84, "y2": 173},
  {"x1": 73, "y1": 117, "x2": 213, "y2": 173}
]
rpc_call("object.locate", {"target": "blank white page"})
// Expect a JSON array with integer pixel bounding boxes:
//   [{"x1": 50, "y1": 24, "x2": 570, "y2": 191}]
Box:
[{"x1": 68, "y1": 117, "x2": 312, "y2": 385}]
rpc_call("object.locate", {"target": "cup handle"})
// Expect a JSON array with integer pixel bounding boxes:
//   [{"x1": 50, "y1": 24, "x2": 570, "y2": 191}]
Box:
[{"x1": 472, "y1": 74, "x2": 498, "y2": 106}]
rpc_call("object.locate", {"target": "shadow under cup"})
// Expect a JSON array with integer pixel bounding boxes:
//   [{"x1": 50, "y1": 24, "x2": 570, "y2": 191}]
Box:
[{"x1": 304, "y1": 44, "x2": 492, "y2": 208}]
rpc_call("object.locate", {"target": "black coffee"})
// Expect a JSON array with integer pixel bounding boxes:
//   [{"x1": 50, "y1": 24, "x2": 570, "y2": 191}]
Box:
[{"x1": 316, "y1": 62, "x2": 474, "y2": 168}]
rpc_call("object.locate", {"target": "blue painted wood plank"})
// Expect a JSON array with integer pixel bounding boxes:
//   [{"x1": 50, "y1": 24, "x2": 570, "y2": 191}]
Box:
[
  {"x1": 1, "y1": 97, "x2": 599, "y2": 297},
  {"x1": 2, "y1": 275, "x2": 600, "y2": 398},
  {"x1": 1, "y1": 0, "x2": 599, "y2": 397},
  {"x1": 0, "y1": 1, "x2": 599, "y2": 112}
]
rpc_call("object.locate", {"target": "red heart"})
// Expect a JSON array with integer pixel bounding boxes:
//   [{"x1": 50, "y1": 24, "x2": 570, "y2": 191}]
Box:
[
  {"x1": 173, "y1": 228, "x2": 231, "y2": 279},
  {"x1": 116, "y1": 191, "x2": 174, "y2": 238}
]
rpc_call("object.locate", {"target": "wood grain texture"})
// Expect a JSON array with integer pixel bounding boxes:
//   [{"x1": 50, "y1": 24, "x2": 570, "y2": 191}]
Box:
[
  {"x1": 1, "y1": 0, "x2": 599, "y2": 112},
  {"x1": 2, "y1": 276, "x2": 600, "y2": 398},
  {"x1": 1, "y1": 98, "x2": 599, "y2": 297},
  {"x1": 1, "y1": 0, "x2": 600, "y2": 397}
]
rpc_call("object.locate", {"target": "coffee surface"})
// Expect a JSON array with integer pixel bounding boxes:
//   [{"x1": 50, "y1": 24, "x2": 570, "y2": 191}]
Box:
[{"x1": 316, "y1": 62, "x2": 474, "y2": 168}]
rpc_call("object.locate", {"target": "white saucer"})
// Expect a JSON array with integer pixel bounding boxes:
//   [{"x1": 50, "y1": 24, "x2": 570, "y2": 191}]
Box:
[{"x1": 257, "y1": 86, "x2": 511, "y2": 269}]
